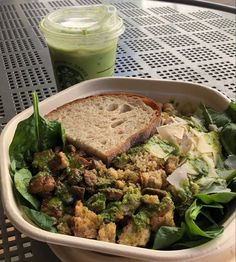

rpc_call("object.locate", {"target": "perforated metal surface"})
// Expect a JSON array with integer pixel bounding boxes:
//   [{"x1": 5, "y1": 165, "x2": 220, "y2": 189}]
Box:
[{"x1": 0, "y1": 0, "x2": 235, "y2": 261}]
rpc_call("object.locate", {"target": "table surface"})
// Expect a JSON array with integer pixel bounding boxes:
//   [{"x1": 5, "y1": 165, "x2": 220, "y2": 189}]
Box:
[
  {"x1": 0, "y1": 0, "x2": 235, "y2": 261},
  {"x1": 208, "y1": 0, "x2": 235, "y2": 6}
]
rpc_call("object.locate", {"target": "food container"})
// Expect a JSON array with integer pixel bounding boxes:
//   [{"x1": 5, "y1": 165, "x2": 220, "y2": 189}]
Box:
[
  {"x1": 39, "y1": 5, "x2": 125, "y2": 91},
  {"x1": 0, "y1": 77, "x2": 235, "y2": 262}
]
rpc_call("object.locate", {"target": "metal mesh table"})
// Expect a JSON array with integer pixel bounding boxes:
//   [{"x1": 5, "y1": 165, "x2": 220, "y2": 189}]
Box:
[{"x1": 0, "y1": 0, "x2": 235, "y2": 261}]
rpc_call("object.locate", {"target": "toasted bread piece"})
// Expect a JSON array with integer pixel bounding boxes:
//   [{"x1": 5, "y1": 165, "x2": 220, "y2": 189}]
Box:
[{"x1": 46, "y1": 93, "x2": 162, "y2": 164}]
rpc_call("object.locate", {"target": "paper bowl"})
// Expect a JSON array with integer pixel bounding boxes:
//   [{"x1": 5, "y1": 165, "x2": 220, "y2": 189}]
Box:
[{"x1": 0, "y1": 77, "x2": 235, "y2": 262}]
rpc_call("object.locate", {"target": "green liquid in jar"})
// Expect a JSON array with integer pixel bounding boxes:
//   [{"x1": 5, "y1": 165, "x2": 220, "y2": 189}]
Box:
[{"x1": 48, "y1": 40, "x2": 118, "y2": 90}]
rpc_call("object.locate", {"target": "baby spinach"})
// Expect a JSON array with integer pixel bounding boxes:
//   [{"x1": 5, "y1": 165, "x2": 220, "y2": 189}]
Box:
[
  {"x1": 220, "y1": 123, "x2": 236, "y2": 155},
  {"x1": 225, "y1": 101, "x2": 236, "y2": 123},
  {"x1": 153, "y1": 198, "x2": 226, "y2": 250},
  {"x1": 14, "y1": 169, "x2": 40, "y2": 210},
  {"x1": 201, "y1": 101, "x2": 236, "y2": 128},
  {"x1": 195, "y1": 192, "x2": 236, "y2": 204},
  {"x1": 9, "y1": 114, "x2": 38, "y2": 169},
  {"x1": 200, "y1": 101, "x2": 236, "y2": 156},
  {"x1": 23, "y1": 206, "x2": 57, "y2": 233},
  {"x1": 185, "y1": 200, "x2": 224, "y2": 239},
  {"x1": 9, "y1": 92, "x2": 65, "y2": 170},
  {"x1": 33, "y1": 93, "x2": 65, "y2": 152},
  {"x1": 201, "y1": 104, "x2": 231, "y2": 128},
  {"x1": 153, "y1": 223, "x2": 186, "y2": 250},
  {"x1": 9, "y1": 92, "x2": 65, "y2": 233}
]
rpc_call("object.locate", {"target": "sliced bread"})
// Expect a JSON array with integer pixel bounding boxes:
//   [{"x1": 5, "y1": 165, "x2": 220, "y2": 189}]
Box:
[{"x1": 46, "y1": 93, "x2": 162, "y2": 164}]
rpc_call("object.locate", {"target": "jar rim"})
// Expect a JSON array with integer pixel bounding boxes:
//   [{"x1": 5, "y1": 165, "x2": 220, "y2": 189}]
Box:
[{"x1": 39, "y1": 5, "x2": 125, "y2": 42}]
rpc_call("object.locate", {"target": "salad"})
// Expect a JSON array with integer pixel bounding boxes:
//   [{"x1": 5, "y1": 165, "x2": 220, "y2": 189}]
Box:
[{"x1": 9, "y1": 93, "x2": 236, "y2": 250}]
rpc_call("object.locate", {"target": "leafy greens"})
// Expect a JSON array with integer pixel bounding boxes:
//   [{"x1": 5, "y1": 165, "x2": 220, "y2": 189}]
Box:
[
  {"x1": 8, "y1": 95, "x2": 236, "y2": 248},
  {"x1": 23, "y1": 206, "x2": 57, "y2": 233},
  {"x1": 200, "y1": 101, "x2": 236, "y2": 155},
  {"x1": 9, "y1": 92, "x2": 65, "y2": 232},
  {"x1": 9, "y1": 92, "x2": 65, "y2": 169},
  {"x1": 152, "y1": 101, "x2": 236, "y2": 250},
  {"x1": 14, "y1": 168, "x2": 40, "y2": 210}
]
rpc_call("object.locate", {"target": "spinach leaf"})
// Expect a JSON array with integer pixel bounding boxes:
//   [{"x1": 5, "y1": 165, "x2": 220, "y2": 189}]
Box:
[
  {"x1": 185, "y1": 200, "x2": 224, "y2": 239},
  {"x1": 225, "y1": 101, "x2": 236, "y2": 123},
  {"x1": 196, "y1": 192, "x2": 236, "y2": 204},
  {"x1": 9, "y1": 114, "x2": 38, "y2": 169},
  {"x1": 9, "y1": 92, "x2": 65, "y2": 170},
  {"x1": 200, "y1": 104, "x2": 213, "y2": 127},
  {"x1": 14, "y1": 169, "x2": 40, "y2": 210},
  {"x1": 220, "y1": 123, "x2": 236, "y2": 155},
  {"x1": 152, "y1": 223, "x2": 186, "y2": 250},
  {"x1": 200, "y1": 102, "x2": 236, "y2": 156},
  {"x1": 23, "y1": 206, "x2": 57, "y2": 233},
  {"x1": 32, "y1": 92, "x2": 65, "y2": 152},
  {"x1": 200, "y1": 209, "x2": 219, "y2": 224},
  {"x1": 200, "y1": 104, "x2": 232, "y2": 128}
]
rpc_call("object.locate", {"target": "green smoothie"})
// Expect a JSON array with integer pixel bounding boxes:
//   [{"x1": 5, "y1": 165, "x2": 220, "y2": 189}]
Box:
[
  {"x1": 39, "y1": 5, "x2": 124, "y2": 91},
  {"x1": 48, "y1": 40, "x2": 117, "y2": 89}
]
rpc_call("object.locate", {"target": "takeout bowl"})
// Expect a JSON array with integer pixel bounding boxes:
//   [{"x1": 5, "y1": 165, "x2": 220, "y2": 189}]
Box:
[{"x1": 0, "y1": 77, "x2": 235, "y2": 262}]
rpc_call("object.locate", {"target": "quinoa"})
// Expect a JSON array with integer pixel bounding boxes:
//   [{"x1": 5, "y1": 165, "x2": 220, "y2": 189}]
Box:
[{"x1": 119, "y1": 150, "x2": 165, "y2": 173}]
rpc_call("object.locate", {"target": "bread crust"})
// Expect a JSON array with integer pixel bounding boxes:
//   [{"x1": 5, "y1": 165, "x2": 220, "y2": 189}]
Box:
[
  {"x1": 46, "y1": 92, "x2": 162, "y2": 165},
  {"x1": 46, "y1": 92, "x2": 161, "y2": 117}
]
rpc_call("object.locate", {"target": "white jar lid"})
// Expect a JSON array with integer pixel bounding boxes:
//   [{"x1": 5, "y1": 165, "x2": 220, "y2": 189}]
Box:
[{"x1": 40, "y1": 5, "x2": 125, "y2": 43}]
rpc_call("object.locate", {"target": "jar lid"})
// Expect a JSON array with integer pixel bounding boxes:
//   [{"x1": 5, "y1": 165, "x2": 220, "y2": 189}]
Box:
[{"x1": 40, "y1": 5, "x2": 125, "y2": 42}]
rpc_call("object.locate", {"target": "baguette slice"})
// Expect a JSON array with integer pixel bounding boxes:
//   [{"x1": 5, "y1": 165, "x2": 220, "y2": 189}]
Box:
[{"x1": 46, "y1": 92, "x2": 162, "y2": 164}]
